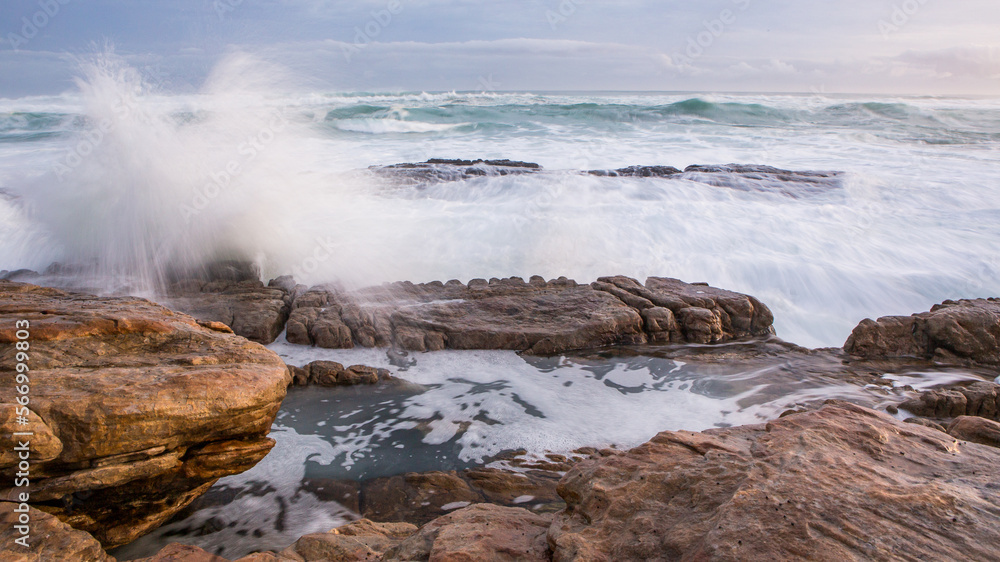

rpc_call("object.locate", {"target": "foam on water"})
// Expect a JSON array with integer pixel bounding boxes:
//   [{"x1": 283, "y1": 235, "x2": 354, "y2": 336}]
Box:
[{"x1": 1, "y1": 54, "x2": 998, "y2": 345}]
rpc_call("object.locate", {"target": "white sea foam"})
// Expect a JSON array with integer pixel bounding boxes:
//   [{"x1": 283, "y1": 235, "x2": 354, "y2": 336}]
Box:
[{"x1": 1, "y1": 54, "x2": 998, "y2": 346}]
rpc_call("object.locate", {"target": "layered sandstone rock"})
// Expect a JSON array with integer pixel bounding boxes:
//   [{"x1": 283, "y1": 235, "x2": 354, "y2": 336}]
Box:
[
  {"x1": 899, "y1": 381, "x2": 999, "y2": 420},
  {"x1": 163, "y1": 263, "x2": 295, "y2": 345},
  {"x1": 0, "y1": 281, "x2": 289, "y2": 548},
  {"x1": 845, "y1": 298, "x2": 1000, "y2": 365},
  {"x1": 383, "y1": 504, "x2": 552, "y2": 562},
  {"x1": 548, "y1": 401, "x2": 1000, "y2": 560},
  {"x1": 286, "y1": 276, "x2": 773, "y2": 354},
  {"x1": 0, "y1": 503, "x2": 113, "y2": 562},
  {"x1": 287, "y1": 360, "x2": 395, "y2": 387}
]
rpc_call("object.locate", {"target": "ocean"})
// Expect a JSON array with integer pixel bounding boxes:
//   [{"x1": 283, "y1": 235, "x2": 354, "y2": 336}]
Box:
[{"x1": 1, "y1": 55, "x2": 999, "y2": 348}]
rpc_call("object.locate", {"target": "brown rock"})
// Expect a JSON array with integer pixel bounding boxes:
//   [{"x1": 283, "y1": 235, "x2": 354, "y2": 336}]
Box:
[
  {"x1": 899, "y1": 381, "x2": 1000, "y2": 421},
  {"x1": 361, "y1": 471, "x2": 483, "y2": 525},
  {"x1": 549, "y1": 401, "x2": 1000, "y2": 561},
  {"x1": 0, "y1": 281, "x2": 289, "y2": 547},
  {"x1": 164, "y1": 277, "x2": 292, "y2": 345},
  {"x1": 0, "y1": 503, "x2": 113, "y2": 561},
  {"x1": 845, "y1": 298, "x2": 1000, "y2": 365},
  {"x1": 286, "y1": 275, "x2": 773, "y2": 354},
  {"x1": 276, "y1": 519, "x2": 417, "y2": 562},
  {"x1": 289, "y1": 361, "x2": 394, "y2": 387},
  {"x1": 133, "y1": 542, "x2": 228, "y2": 561},
  {"x1": 948, "y1": 416, "x2": 1000, "y2": 448},
  {"x1": 383, "y1": 504, "x2": 552, "y2": 562}
]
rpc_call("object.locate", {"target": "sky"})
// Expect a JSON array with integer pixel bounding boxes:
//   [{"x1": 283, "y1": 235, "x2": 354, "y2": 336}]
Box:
[{"x1": 1, "y1": 0, "x2": 999, "y2": 97}]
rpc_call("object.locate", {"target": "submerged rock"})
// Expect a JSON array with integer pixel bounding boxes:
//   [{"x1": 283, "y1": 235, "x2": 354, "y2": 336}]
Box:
[
  {"x1": 286, "y1": 276, "x2": 774, "y2": 354},
  {"x1": 548, "y1": 401, "x2": 1000, "y2": 560},
  {"x1": 288, "y1": 360, "x2": 395, "y2": 387},
  {"x1": 0, "y1": 281, "x2": 289, "y2": 548},
  {"x1": 370, "y1": 158, "x2": 542, "y2": 187},
  {"x1": 845, "y1": 298, "x2": 1000, "y2": 366}
]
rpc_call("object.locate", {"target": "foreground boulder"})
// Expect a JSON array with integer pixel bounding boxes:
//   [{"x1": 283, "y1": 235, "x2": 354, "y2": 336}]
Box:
[
  {"x1": 549, "y1": 401, "x2": 1000, "y2": 560},
  {"x1": 286, "y1": 276, "x2": 773, "y2": 354},
  {"x1": 383, "y1": 504, "x2": 552, "y2": 562},
  {"x1": 0, "y1": 281, "x2": 289, "y2": 547},
  {"x1": 845, "y1": 298, "x2": 1000, "y2": 365}
]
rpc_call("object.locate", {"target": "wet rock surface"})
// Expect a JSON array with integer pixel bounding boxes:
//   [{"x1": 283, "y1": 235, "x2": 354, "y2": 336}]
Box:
[
  {"x1": 548, "y1": 401, "x2": 1000, "y2": 561},
  {"x1": 845, "y1": 298, "x2": 1000, "y2": 366},
  {"x1": 0, "y1": 281, "x2": 290, "y2": 548},
  {"x1": 369, "y1": 159, "x2": 842, "y2": 197},
  {"x1": 287, "y1": 360, "x2": 395, "y2": 387},
  {"x1": 899, "y1": 381, "x2": 1000, "y2": 420},
  {"x1": 162, "y1": 262, "x2": 295, "y2": 345},
  {"x1": 286, "y1": 275, "x2": 774, "y2": 354},
  {"x1": 369, "y1": 158, "x2": 542, "y2": 187}
]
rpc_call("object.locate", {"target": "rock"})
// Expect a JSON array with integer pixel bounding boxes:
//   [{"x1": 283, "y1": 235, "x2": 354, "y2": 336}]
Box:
[
  {"x1": 288, "y1": 360, "x2": 395, "y2": 387},
  {"x1": 370, "y1": 159, "x2": 542, "y2": 188},
  {"x1": 680, "y1": 164, "x2": 843, "y2": 195},
  {"x1": 276, "y1": 519, "x2": 417, "y2": 562},
  {"x1": 903, "y1": 417, "x2": 947, "y2": 432},
  {"x1": 133, "y1": 542, "x2": 228, "y2": 561},
  {"x1": 286, "y1": 276, "x2": 773, "y2": 354},
  {"x1": 947, "y1": 416, "x2": 1000, "y2": 448},
  {"x1": 588, "y1": 165, "x2": 682, "y2": 177},
  {"x1": 0, "y1": 281, "x2": 289, "y2": 548},
  {"x1": 548, "y1": 401, "x2": 1000, "y2": 561},
  {"x1": 383, "y1": 504, "x2": 552, "y2": 562},
  {"x1": 845, "y1": 298, "x2": 1000, "y2": 366},
  {"x1": 899, "y1": 381, "x2": 1000, "y2": 421},
  {"x1": 0, "y1": 503, "x2": 113, "y2": 561},
  {"x1": 162, "y1": 261, "x2": 293, "y2": 344}
]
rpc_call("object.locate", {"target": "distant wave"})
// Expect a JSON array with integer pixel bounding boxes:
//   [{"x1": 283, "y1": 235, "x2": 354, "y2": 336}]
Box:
[{"x1": 332, "y1": 118, "x2": 469, "y2": 134}]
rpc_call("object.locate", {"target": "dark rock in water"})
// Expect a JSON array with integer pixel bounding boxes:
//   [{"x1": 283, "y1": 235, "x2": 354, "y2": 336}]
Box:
[
  {"x1": 679, "y1": 164, "x2": 843, "y2": 195},
  {"x1": 370, "y1": 158, "x2": 542, "y2": 187},
  {"x1": 588, "y1": 165, "x2": 682, "y2": 177},
  {"x1": 0, "y1": 268, "x2": 39, "y2": 281},
  {"x1": 0, "y1": 281, "x2": 289, "y2": 548},
  {"x1": 899, "y1": 381, "x2": 1000, "y2": 421},
  {"x1": 548, "y1": 401, "x2": 1000, "y2": 561},
  {"x1": 359, "y1": 465, "x2": 565, "y2": 527},
  {"x1": 845, "y1": 298, "x2": 1000, "y2": 366},
  {"x1": 285, "y1": 275, "x2": 773, "y2": 354},
  {"x1": 162, "y1": 262, "x2": 293, "y2": 344},
  {"x1": 288, "y1": 360, "x2": 395, "y2": 387}
]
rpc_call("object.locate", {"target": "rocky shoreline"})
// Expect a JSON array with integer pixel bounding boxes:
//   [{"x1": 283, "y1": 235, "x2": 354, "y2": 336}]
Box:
[{"x1": 2, "y1": 266, "x2": 999, "y2": 560}]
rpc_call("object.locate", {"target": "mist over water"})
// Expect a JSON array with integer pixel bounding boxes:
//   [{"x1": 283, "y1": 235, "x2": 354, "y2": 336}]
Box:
[{"x1": 1, "y1": 53, "x2": 999, "y2": 346}]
